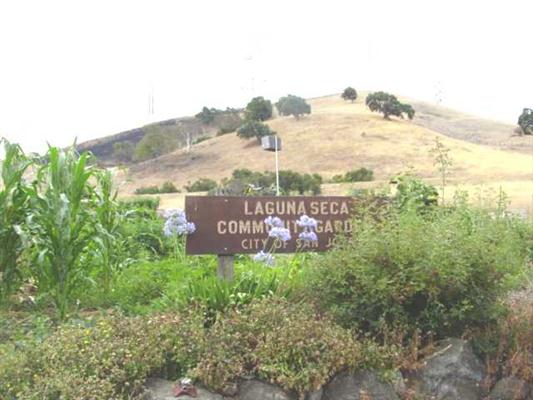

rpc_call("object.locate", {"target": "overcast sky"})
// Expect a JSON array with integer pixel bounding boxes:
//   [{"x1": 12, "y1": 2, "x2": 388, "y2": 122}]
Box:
[{"x1": 1, "y1": 0, "x2": 532, "y2": 153}]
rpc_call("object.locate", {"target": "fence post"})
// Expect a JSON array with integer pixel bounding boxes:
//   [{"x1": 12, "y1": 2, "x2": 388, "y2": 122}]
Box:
[{"x1": 217, "y1": 255, "x2": 234, "y2": 281}]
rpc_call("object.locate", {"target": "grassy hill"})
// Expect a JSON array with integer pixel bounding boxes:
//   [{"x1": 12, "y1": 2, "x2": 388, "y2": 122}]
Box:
[{"x1": 112, "y1": 94, "x2": 530, "y2": 211}]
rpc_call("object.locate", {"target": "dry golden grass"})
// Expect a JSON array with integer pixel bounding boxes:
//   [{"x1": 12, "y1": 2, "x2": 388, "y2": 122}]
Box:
[{"x1": 119, "y1": 94, "x2": 532, "y2": 213}]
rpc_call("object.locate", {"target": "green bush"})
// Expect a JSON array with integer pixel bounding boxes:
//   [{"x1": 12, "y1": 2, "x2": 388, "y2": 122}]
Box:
[
  {"x1": 394, "y1": 175, "x2": 438, "y2": 211},
  {"x1": 366, "y1": 92, "x2": 415, "y2": 120},
  {"x1": 341, "y1": 87, "x2": 358, "y2": 102},
  {"x1": 214, "y1": 169, "x2": 322, "y2": 196},
  {"x1": 192, "y1": 298, "x2": 363, "y2": 394},
  {"x1": 0, "y1": 299, "x2": 403, "y2": 399},
  {"x1": 159, "y1": 181, "x2": 179, "y2": 193},
  {"x1": 331, "y1": 168, "x2": 374, "y2": 183},
  {"x1": 135, "y1": 182, "x2": 179, "y2": 195},
  {"x1": 134, "y1": 185, "x2": 160, "y2": 194},
  {"x1": 119, "y1": 197, "x2": 160, "y2": 211},
  {"x1": 276, "y1": 95, "x2": 311, "y2": 119},
  {"x1": 518, "y1": 108, "x2": 533, "y2": 135},
  {"x1": 185, "y1": 178, "x2": 218, "y2": 192},
  {"x1": 0, "y1": 312, "x2": 206, "y2": 400},
  {"x1": 134, "y1": 126, "x2": 178, "y2": 162},
  {"x1": 236, "y1": 121, "x2": 275, "y2": 141},
  {"x1": 244, "y1": 96, "x2": 273, "y2": 121},
  {"x1": 307, "y1": 200, "x2": 530, "y2": 337}
]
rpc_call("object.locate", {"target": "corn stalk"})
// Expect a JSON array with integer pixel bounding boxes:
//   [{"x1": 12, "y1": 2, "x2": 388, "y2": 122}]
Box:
[
  {"x1": 0, "y1": 139, "x2": 32, "y2": 302},
  {"x1": 28, "y1": 146, "x2": 96, "y2": 319}
]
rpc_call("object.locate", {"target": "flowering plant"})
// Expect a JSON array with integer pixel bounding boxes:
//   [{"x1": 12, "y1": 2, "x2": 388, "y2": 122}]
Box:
[
  {"x1": 253, "y1": 214, "x2": 319, "y2": 267},
  {"x1": 163, "y1": 208, "x2": 195, "y2": 260}
]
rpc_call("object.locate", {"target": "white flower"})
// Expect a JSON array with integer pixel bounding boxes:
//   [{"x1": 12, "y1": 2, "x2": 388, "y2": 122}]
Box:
[
  {"x1": 299, "y1": 230, "x2": 318, "y2": 243},
  {"x1": 296, "y1": 214, "x2": 318, "y2": 229},
  {"x1": 264, "y1": 216, "x2": 284, "y2": 228},
  {"x1": 268, "y1": 227, "x2": 291, "y2": 242},
  {"x1": 253, "y1": 250, "x2": 275, "y2": 266}
]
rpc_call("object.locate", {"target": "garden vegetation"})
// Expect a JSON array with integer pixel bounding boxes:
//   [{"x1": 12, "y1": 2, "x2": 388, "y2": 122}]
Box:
[{"x1": 0, "y1": 137, "x2": 531, "y2": 399}]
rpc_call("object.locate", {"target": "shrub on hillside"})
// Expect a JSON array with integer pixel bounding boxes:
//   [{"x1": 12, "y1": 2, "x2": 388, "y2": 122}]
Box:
[
  {"x1": 307, "y1": 199, "x2": 530, "y2": 338},
  {"x1": 214, "y1": 111, "x2": 243, "y2": 135},
  {"x1": 244, "y1": 96, "x2": 273, "y2": 121},
  {"x1": 236, "y1": 121, "x2": 276, "y2": 141},
  {"x1": 213, "y1": 169, "x2": 322, "y2": 196},
  {"x1": 366, "y1": 92, "x2": 415, "y2": 120},
  {"x1": 276, "y1": 95, "x2": 311, "y2": 119},
  {"x1": 518, "y1": 108, "x2": 533, "y2": 135},
  {"x1": 185, "y1": 178, "x2": 218, "y2": 192},
  {"x1": 134, "y1": 182, "x2": 179, "y2": 195},
  {"x1": 134, "y1": 126, "x2": 178, "y2": 162},
  {"x1": 341, "y1": 87, "x2": 358, "y2": 102},
  {"x1": 113, "y1": 141, "x2": 135, "y2": 163},
  {"x1": 331, "y1": 168, "x2": 374, "y2": 183},
  {"x1": 134, "y1": 185, "x2": 160, "y2": 195},
  {"x1": 195, "y1": 107, "x2": 218, "y2": 124}
]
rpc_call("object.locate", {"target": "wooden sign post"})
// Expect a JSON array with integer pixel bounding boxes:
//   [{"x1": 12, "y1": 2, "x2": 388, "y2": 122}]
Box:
[{"x1": 185, "y1": 196, "x2": 382, "y2": 280}]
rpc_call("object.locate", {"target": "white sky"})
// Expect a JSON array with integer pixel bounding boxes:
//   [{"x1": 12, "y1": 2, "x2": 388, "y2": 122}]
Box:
[{"x1": 0, "y1": 0, "x2": 532, "y2": 154}]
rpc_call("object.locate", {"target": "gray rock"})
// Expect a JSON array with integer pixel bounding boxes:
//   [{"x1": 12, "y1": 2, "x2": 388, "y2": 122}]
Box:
[
  {"x1": 322, "y1": 370, "x2": 400, "y2": 400},
  {"x1": 488, "y1": 377, "x2": 531, "y2": 400},
  {"x1": 408, "y1": 338, "x2": 485, "y2": 400},
  {"x1": 143, "y1": 378, "x2": 224, "y2": 400},
  {"x1": 306, "y1": 387, "x2": 323, "y2": 400},
  {"x1": 238, "y1": 379, "x2": 295, "y2": 400}
]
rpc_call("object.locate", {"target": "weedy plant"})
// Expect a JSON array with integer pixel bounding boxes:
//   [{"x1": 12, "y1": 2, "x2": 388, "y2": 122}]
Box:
[{"x1": 0, "y1": 139, "x2": 32, "y2": 303}]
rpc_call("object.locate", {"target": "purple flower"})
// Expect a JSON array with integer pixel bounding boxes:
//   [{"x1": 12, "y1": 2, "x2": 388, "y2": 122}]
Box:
[
  {"x1": 253, "y1": 250, "x2": 275, "y2": 266},
  {"x1": 264, "y1": 216, "x2": 284, "y2": 228},
  {"x1": 296, "y1": 215, "x2": 318, "y2": 229},
  {"x1": 163, "y1": 208, "x2": 195, "y2": 237},
  {"x1": 268, "y1": 227, "x2": 291, "y2": 242},
  {"x1": 299, "y1": 230, "x2": 318, "y2": 243}
]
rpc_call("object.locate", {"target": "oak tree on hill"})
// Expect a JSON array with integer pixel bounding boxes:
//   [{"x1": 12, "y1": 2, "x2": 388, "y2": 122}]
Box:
[
  {"x1": 518, "y1": 108, "x2": 533, "y2": 135},
  {"x1": 276, "y1": 95, "x2": 311, "y2": 119},
  {"x1": 237, "y1": 121, "x2": 276, "y2": 141},
  {"x1": 134, "y1": 126, "x2": 177, "y2": 162},
  {"x1": 341, "y1": 87, "x2": 358, "y2": 102},
  {"x1": 365, "y1": 92, "x2": 415, "y2": 120},
  {"x1": 245, "y1": 96, "x2": 273, "y2": 121}
]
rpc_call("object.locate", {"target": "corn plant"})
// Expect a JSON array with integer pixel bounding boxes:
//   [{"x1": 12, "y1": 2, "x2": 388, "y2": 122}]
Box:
[
  {"x1": 27, "y1": 146, "x2": 96, "y2": 319},
  {"x1": 0, "y1": 139, "x2": 32, "y2": 302},
  {"x1": 92, "y1": 170, "x2": 129, "y2": 297}
]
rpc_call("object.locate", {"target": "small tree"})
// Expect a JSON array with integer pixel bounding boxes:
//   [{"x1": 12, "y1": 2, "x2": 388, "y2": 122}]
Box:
[
  {"x1": 341, "y1": 87, "x2": 358, "y2": 102},
  {"x1": 276, "y1": 95, "x2": 311, "y2": 119},
  {"x1": 134, "y1": 126, "x2": 177, "y2": 162},
  {"x1": 237, "y1": 121, "x2": 276, "y2": 141},
  {"x1": 245, "y1": 96, "x2": 273, "y2": 121},
  {"x1": 195, "y1": 107, "x2": 217, "y2": 124},
  {"x1": 365, "y1": 92, "x2": 415, "y2": 120},
  {"x1": 518, "y1": 108, "x2": 533, "y2": 135},
  {"x1": 113, "y1": 141, "x2": 135, "y2": 163}
]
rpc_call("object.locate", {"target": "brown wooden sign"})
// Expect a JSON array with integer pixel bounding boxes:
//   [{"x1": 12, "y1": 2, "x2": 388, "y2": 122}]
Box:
[{"x1": 185, "y1": 196, "x2": 378, "y2": 255}]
